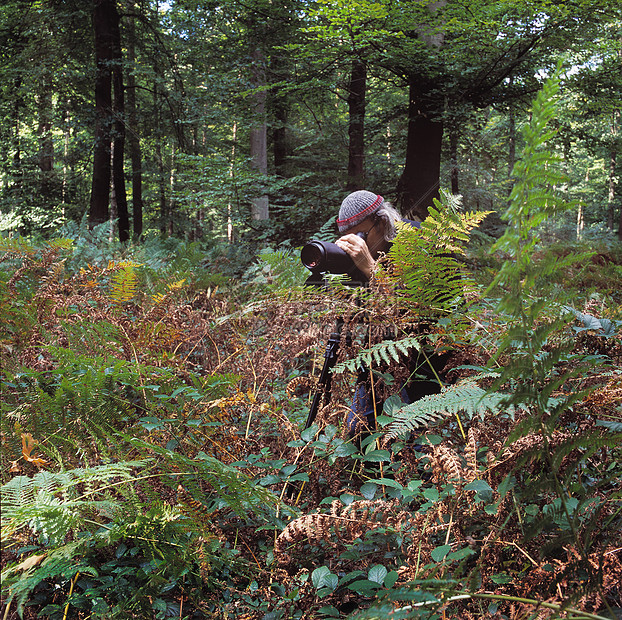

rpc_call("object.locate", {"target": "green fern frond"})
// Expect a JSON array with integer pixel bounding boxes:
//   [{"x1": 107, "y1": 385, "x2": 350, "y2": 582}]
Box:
[
  {"x1": 1, "y1": 462, "x2": 146, "y2": 543},
  {"x1": 47, "y1": 238, "x2": 74, "y2": 251},
  {"x1": 333, "y1": 335, "x2": 422, "y2": 374},
  {"x1": 312, "y1": 216, "x2": 338, "y2": 242},
  {"x1": 0, "y1": 236, "x2": 37, "y2": 256},
  {"x1": 129, "y1": 439, "x2": 298, "y2": 521},
  {"x1": 109, "y1": 260, "x2": 141, "y2": 304},
  {"x1": 386, "y1": 381, "x2": 518, "y2": 440},
  {"x1": 1, "y1": 540, "x2": 95, "y2": 617},
  {"x1": 384, "y1": 196, "x2": 491, "y2": 312}
]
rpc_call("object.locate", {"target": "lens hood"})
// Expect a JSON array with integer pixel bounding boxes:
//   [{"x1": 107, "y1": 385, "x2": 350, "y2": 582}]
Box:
[{"x1": 300, "y1": 240, "x2": 355, "y2": 274}]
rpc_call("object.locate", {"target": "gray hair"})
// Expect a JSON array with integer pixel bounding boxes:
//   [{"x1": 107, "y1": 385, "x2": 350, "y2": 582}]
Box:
[{"x1": 375, "y1": 202, "x2": 402, "y2": 242}]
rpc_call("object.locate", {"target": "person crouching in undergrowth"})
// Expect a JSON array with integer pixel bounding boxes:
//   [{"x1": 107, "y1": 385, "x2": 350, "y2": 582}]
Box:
[{"x1": 334, "y1": 190, "x2": 451, "y2": 440}]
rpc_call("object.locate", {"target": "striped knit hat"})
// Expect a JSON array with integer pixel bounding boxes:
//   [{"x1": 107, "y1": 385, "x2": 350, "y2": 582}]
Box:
[{"x1": 336, "y1": 190, "x2": 384, "y2": 233}]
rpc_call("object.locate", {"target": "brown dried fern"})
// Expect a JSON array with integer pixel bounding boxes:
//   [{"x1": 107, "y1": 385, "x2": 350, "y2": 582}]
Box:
[{"x1": 274, "y1": 499, "x2": 415, "y2": 565}]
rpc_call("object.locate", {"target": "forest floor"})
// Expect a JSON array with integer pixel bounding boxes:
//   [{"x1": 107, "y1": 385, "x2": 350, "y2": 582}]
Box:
[{"x1": 1, "y1": 233, "x2": 621, "y2": 619}]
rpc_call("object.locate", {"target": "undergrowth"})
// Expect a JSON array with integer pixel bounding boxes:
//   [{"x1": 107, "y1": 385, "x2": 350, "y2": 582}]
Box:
[{"x1": 1, "y1": 71, "x2": 621, "y2": 619}]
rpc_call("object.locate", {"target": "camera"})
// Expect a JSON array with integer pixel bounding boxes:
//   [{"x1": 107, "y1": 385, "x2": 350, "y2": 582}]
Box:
[
  {"x1": 301, "y1": 231, "x2": 366, "y2": 274},
  {"x1": 300, "y1": 232, "x2": 367, "y2": 286}
]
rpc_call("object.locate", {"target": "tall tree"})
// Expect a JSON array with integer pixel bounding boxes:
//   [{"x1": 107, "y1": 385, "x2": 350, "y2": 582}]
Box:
[
  {"x1": 249, "y1": 44, "x2": 269, "y2": 220},
  {"x1": 90, "y1": 0, "x2": 118, "y2": 227},
  {"x1": 111, "y1": 3, "x2": 129, "y2": 242},
  {"x1": 125, "y1": 3, "x2": 144, "y2": 241},
  {"x1": 346, "y1": 58, "x2": 367, "y2": 191}
]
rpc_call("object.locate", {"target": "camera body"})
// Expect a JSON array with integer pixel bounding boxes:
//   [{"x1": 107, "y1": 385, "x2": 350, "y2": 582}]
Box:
[{"x1": 300, "y1": 232, "x2": 367, "y2": 286}]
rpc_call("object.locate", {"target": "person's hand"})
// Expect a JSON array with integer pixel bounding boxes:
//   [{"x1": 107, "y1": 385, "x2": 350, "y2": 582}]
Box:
[{"x1": 335, "y1": 233, "x2": 375, "y2": 280}]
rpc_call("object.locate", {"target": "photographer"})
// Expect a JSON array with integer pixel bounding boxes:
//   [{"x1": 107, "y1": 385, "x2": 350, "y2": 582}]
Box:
[
  {"x1": 334, "y1": 190, "x2": 407, "y2": 282},
  {"x1": 331, "y1": 190, "x2": 449, "y2": 439}
]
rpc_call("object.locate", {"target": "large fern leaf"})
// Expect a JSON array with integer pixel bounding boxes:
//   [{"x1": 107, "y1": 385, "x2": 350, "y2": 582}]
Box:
[
  {"x1": 1, "y1": 462, "x2": 146, "y2": 543},
  {"x1": 333, "y1": 334, "x2": 422, "y2": 374},
  {"x1": 129, "y1": 439, "x2": 298, "y2": 522},
  {"x1": 109, "y1": 260, "x2": 141, "y2": 304},
  {"x1": 385, "y1": 381, "x2": 517, "y2": 440},
  {"x1": 384, "y1": 195, "x2": 491, "y2": 312}
]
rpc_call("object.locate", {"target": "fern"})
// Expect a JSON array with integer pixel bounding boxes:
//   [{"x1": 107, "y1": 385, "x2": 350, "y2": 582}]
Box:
[
  {"x1": 384, "y1": 192, "x2": 491, "y2": 313},
  {"x1": 311, "y1": 216, "x2": 338, "y2": 242},
  {"x1": 385, "y1": 380, "x2": 519, "y2": 440},
  {"x1": 486, "y1": 66, "x2": 594, "y2": 409},
  {"x1": 1, "y1": 462, "x2": 146, "y2": 544},
  {"x1": 109, "y1": 260, "x2": 141, "y2": 304},
  {"x1": 477, "y1": 66, "x2": 622, "y2": 563},
  {"x1": 131, "y1": 439, "x2": 297, "y2": 522},
  {"x1": 333, "y1": 334, "x2": 423, "y2": 374}
]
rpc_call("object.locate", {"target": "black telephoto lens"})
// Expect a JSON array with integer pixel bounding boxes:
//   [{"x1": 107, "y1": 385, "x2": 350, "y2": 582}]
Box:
[{"x1": 300, "y1": 241, "x2": 325, "y2": 270}]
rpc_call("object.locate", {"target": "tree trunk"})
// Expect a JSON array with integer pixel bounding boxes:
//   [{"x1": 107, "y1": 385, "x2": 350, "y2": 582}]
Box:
[
  {"x1": 111, "y1": 4, "x2": 129, "y2": 242},
  {"x1": 271, "y1": 53, "x2": 288, "y2": 178},
  {"x1": 273, "y1": 99, "x2": 287, "y2": 177},
  {"x1": 37, "y1": 77, "x2": 54, "y2": 198},
  {"x1": 449, "y1": 124, "x2": 459, "y2": 195},
  {"x1": 397, "y1": 1, "x2": 446, "y2": 220},
  {"x1": 607, "y1": 109, "x2": 619, "y2": 236},
  {"x1": 397, "y1": 77, "x2": 443, "y2": 221},
  {"x1": 126, "y1": 6, "x2": 143, "y2": 242},
  {"x1": 250, "y1": 46, "x2": 269, "y2": 221},
  {"x1": 346, "y1": 58, "x2": 367, "y2": 191},
  {"x1": 157, "y1": 141, "x2": 167, "y2": 235},
  {"x1": 89, "y1": 0, "x2": 118, "y2": 228}
]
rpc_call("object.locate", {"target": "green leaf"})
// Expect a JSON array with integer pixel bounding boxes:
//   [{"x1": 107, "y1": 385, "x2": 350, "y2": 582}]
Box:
[
  {"x1": 423, "y1": 488, "x2": 440, "y2": 502},
  {"x1": 464, "y1": 480, "x2": 493, "y2": 493},
  {"x1": 368, "y1": 564, "x2": 388, "y2": 584},
  {"x1": 312, "y1": 566, "x2": 333, "y2": 589},
  {"x1": 447, "y1": 547, "x2": 476, "y2": 561},
  {"x1": 431, "y1": 544, "x2": 452, "y2": 562},
  {"x1": 490, "y1": 573, "x2": 513, "y2": 584},
  {"x1": 334, "y1": 442, "x2": 358, "y2": 457},
  {"x1": 362, "y1": 450, "x2": 391, "y2": 463},
  {"x1": 301, "y1": 425, "x2": 319, "y2": 442},
  {"x1": 360, "y1": 483, "x2": 377, "y2": 499},
  {"x1": 347, "y1": 579, "x2": 382, "y2": 595},
  {"x1": 369, "y1": 478, "x2": 404, "y2": 491},
  {"x1": 384, "y1": 570, "x2": 399, "y2": 589}
]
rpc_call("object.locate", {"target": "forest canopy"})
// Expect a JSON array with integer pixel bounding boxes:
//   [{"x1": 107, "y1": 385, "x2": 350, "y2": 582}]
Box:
[{"x1": 0, "y1": 0, "x2": 621, "y2": 250}]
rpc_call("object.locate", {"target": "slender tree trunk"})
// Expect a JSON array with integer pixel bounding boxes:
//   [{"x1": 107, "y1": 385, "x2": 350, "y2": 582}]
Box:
[
  {"x1": 397, "y1": 1, "x2": 446, "y2": 220},
  {"x1": 449, "y1": 124, "x2": 459, "y2": 195},
  {"x1": 126, "y1": 6, "x2": 143, "y2": 242},
  {"x1": 12, "y1": 79, "x2": 23, "y2": 195},
  {"x1": 250, "y1": 46, "x2": 269, "y2": 220},
  {"x1": 607, "y1": 148, "x2": 616, "y2": 232},
  {"x1": 111, "y1": 5, "x2": 129, "y2": 242},
  {"x1": 271, "y1": 53, "x2": 289, "y2": 178},
  {"x1": 62, "y1": 101, "x2": 70, "y2": 209},
  {"x1": 157, "y1": 141, "x2": 167, "y2": 235},
  {"x1": 151, "y1": 13, "x2": 169, "y2": 238},
  {"x1": 37, "y1": 78, "x2": 54, "y2": 198},
  {"x1": 90, "y1": 0, "x2": 118, "y2": 228},
  {"x1": 168, "y1": 149, "x2": 175, "y2": 237},
  {"x1": 607, "y1": 109, "x2": 619, "y2": 235},
  {"x1": 228, "y1": 122, "x2": 237, "y2": 242},
  {"x1": 273, "y1": 101, "x2": 287, "y2": 178},
  {"x1": 346, "y1": 58, "x2": 367, "y2": 191}
]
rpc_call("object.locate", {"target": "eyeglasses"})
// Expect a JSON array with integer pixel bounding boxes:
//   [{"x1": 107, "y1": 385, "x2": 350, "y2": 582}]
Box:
[{"x1": 358, "y1": 221, "x2": 377, "y2": 241}]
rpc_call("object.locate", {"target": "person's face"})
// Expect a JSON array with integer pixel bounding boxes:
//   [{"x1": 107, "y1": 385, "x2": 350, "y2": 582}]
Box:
[{"x1": 345, "y1": 217, "x2": 387, "y2": 259}]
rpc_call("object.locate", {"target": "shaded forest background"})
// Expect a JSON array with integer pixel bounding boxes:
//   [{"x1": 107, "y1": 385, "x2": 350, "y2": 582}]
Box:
[{"x1": 1, "y1": 0, "x2": 621, "y2": 255}]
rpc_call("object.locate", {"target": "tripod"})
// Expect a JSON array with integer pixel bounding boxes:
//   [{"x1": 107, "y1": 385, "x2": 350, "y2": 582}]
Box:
[{"x1": 303, "y1": 318, "x2": 344, "y2": 431}]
